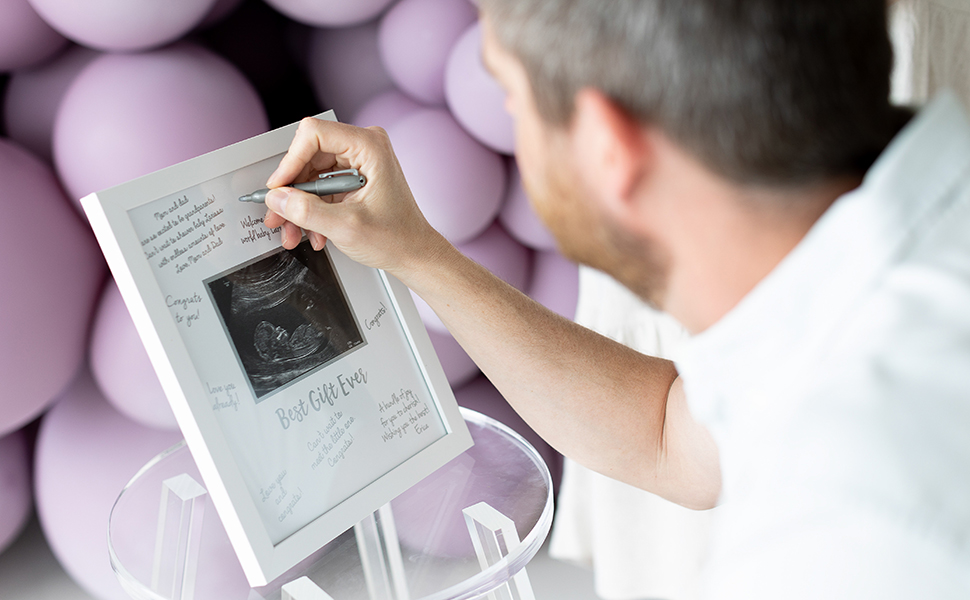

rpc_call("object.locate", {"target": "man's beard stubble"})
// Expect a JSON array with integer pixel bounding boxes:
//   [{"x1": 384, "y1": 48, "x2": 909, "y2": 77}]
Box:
[{"x1": 528, "y1": 160, "x2": 671, "y2": 311}]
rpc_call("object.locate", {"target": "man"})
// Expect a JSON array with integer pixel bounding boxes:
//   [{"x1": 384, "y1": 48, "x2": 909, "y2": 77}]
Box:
[{"x1": 262, "y1": 1, "x2": 970, "y2": 597}]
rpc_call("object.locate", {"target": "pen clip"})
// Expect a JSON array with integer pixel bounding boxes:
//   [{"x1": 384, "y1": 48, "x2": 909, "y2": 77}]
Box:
[{"x1": 319, "y1": 169, "x2": 360, "y2": 180}]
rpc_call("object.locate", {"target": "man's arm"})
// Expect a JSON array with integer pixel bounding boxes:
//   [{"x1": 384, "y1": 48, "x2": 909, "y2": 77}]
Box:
[{"x1": 263, "y1": 118, "x2": 721, "y2": 509}]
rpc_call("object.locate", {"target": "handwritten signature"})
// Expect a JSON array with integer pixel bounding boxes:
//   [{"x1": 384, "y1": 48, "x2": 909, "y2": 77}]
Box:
[{"x1": 364, "y1": 303, "x2": 387, "y2": 330}]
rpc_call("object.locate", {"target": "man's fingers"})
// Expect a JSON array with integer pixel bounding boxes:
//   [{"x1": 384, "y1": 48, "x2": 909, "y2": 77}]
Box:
[
  {"x1": 266, "y1": 187, "x2": 339, "y2": 242},
  {"x1": 308, "y1": 231, "x2": 327, "y2": 251},
  {"x1": 264, "y1": 208, "x2": 285, "y2": 229},
  {"x1": 282, "y1": 221, "x2": 302, "y2": 250},
  {"x1": 266, "y1": 118, "x2": 366, "y2": 188}
]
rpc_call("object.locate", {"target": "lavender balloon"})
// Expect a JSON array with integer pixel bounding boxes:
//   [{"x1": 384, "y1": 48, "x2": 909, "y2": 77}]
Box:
[
  {"x1": 427, "y1": 328, "x2": 479, "y2": 388},
  {"x1": 3, "y1": 45, "x2": 98, "y2": 162},
  {"x1": 528, "y1": 250, "x2": 580, "y2": 320},
  {"x1": 445, "y1": 23, "x2": 515, "y2": 154},
  {"x1": 499, "y1": 162, "x2": 559, "y2": 251},
  {"x1": 90, "y1": 280, "x2": 176, "y2": 431},
  {"x1": 53, "y1": 42, "x2": 268, "y2": 206},
  {"x1": 264, "y1": 0, "x2": 396, "y2": 27},
  {"x1": 379, "y1": 0, "x2": 477, "y2": 105},
  {"x1": 352, "y1": 89, "x2": 424, "y2": 129},
  {"x1": 413, "y1": 222, "x2": 531, "y2": 332},
  {"x1": 35, "y1": 372, "x2": 182, "y2": 600},
  {"x1": 0, "y1": 0, "x2": 67, "y2": 71},
  {"x1": 307, "y1": 20, "x2": 395, "y2": 122},
  {"x1": 0, "y1": 430, "x2": 31, "y2": 555},
  {"x1": 0, "y1": 139, "x2": 105, "y2": 437},
  {"x1": 27, "y1": 0, "x2": 216, "y2": 52},
  {"x1": 387, "y1": 108, "x2": 507, "y2": 244}
]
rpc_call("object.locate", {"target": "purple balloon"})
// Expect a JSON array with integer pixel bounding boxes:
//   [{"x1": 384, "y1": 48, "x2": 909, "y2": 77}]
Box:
[
  {"x1": 307, "y1": 20, "x2": 395, "y2": 122},
  {"x1": 90, "y1": 280, "x2": 176, "y2": 431},
  {"x1": 387, "y1": 108, "x2": 506, "y2": 244},
  {"x1": 0, "y1": 139, "x2": 105, "y2": 436},
  {"x1": 427, "y1": 328, "x2": 479, "y2": 388},
  {"x1": 445, "y1": 23, "x2": 515, "y2": 154},
  {"x1": 53, "y1": 42, "x2": 268, "y2": 206},
  {"x1": 27, "y1": 0, "x2": 216, "y2": 52},
  {"x1": 379, "y1": 0, "x2": 477, "y2": 105},
  {"x1": 0, "y1": 430, "x2": 31, "y2": 555},
  {"x1": 499, "y1": 161, "x2": 559, "y2": 251},
  {"x1": 352, "y1": 89, "x2": 424, "y2": 129},
  {"x1": 264, "y1": 0, "x2": 397, "y2": 27},
  {"x1": 412, "y1": 222, "x2": 531, "y2": 332},
  {"x1": 460, "y1": 222, "x2": 532, "y2": 291},
  {"x1": 528, "y1": 250, "x2": 579, "y2": 320},
  {"x1": 35, "y1": 372, "x2": 182, "y2": 600},
  {"x1": 0, "y1": 0, "x2": 67, "y2": 72},
  {"x1": 3, "y1": 45, "x2": 98, "y2": 162}
]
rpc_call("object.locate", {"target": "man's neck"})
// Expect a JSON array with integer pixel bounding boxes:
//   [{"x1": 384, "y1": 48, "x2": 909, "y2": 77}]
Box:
[{"x1": 661, "y1": 176, "x2": 862, "y2": 334}]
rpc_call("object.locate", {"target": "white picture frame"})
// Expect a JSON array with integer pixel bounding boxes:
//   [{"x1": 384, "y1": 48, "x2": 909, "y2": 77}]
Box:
[{"x1": 81, "y1": 112, "x2": 473, "y2": 587}]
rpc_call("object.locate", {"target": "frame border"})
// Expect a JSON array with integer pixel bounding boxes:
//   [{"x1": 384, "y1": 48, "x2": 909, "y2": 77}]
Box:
[{"x1": 81, "y1": 114, "x2": 473, "y2": 586}]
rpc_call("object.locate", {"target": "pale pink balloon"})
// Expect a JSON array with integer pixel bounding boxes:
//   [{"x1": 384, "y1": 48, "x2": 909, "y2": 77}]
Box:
[
  {"x1": 53, "y1": 42, "x2": 268, "y2": 206},
  {"x1": 379, "y1": 0, "x2": 477, "y2": 105},
  {"x1": 0, "y1": 0, "x2": 67, "y2": 71},
  {"x1": 387, "y1": 108, "x2": 506, "y2": 244},
  {"x1": 413, "y1": 222, "x2": 531, "y2": 332},
  {"x1": 0, "y1": 139, "x2": 105, "y2": 437},
  {"x1": 445, "y1": 23, "x2": 515, "y2": 154},
  {"x1": 264, "y1": 0, "x2": 397, "y2": 27},
  {"x1": 34, "y1": 372, "x2": 182, "y2": 600},
  {"x1": 90, "y1": 280, "x2": 176, "y2": 431},
  {"x1": 528, "y1": 250, "x2": 579, "y2": 320},
  {"x1": 427, "y1": 328, "x2": 479, "y2": 388},
  {"x1": 0, "y1": 430, "x2": 31, "y2": 555},
  {"x1": 352, "y1": 89, "x2": 424, "y2": 129},
  {"x1": 499, "y1": 161, "x2": 559, "y2": 251},
  {"x1": 307, "y1": 20, "x2": 395, "y2": 122},
  {"x1": 27, "y1": 0, "x2": 216, "y2": 52},
  {"x1": 3, "y1": 45, "x2": 98, "y2": 162}
]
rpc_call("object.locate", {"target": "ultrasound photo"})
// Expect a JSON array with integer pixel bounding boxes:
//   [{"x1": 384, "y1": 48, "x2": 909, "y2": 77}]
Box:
[{"x1": 207, "y1": 241, "x2": 365, "y2": 401}]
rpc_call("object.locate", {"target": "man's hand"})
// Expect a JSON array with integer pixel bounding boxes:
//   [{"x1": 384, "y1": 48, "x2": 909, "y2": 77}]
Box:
[
  {"x1": 262, "y1": 117, "x2": 447, "y2": 277},
  {"x1": 263, "y1": 116, "x2": 721, "y2": 510}
]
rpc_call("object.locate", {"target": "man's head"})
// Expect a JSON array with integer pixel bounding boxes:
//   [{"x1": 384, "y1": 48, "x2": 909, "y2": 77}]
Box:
[{"x1": 479, "y1": 0, "x2": 909, "y2": 330}]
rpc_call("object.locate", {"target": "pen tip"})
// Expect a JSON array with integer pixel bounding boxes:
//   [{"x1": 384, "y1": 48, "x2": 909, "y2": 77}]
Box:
[{"x1": 238, "y1": 195, "x2": 249, "y2": 202}]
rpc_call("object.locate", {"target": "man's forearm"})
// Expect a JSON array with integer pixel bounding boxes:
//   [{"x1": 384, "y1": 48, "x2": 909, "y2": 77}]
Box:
[{"x1": 398, "y1": 233, "x2": 721, "y2": 509}]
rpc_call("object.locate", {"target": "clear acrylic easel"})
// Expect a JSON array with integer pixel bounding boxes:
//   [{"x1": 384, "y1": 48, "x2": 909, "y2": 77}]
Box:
[{"x1": 152, "y1": 474, "x2": 537, "y2": 600}]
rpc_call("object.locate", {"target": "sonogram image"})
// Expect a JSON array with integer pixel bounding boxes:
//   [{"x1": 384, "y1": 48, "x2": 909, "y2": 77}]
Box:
[{"x1": 207, "y1": 241, "x2": 365, "y2": 401}]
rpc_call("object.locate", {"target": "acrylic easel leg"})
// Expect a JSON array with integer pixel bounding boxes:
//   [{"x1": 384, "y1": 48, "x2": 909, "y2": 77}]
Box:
[
  {"x1": 281, "y1": 576, "x2": 335, "y2": 600},
  {"x1": 462, "y1": 502, "x2": 536, "y2": 600},
  {"x1": 354, "y1": 503, "x2": 410, "y2": 600},
  {"x1": 152, "y1": 473, "x2": 207, "y2": 600}
]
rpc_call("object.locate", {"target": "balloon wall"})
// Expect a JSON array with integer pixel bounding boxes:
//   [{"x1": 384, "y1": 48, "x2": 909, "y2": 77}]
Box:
[{"x1": 0, "y1": 1, "x2": 578, "y2": 596}]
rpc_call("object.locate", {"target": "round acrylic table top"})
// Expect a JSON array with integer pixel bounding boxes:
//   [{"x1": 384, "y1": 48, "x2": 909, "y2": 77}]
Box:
[{"x1": 108, "y1": 408, "x2": 553, "y2": 600}]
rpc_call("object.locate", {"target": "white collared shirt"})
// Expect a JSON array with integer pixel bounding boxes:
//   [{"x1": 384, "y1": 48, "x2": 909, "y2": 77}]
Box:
[{"x1": 676, "y1": 93, "x2": 970, "y2": 598}]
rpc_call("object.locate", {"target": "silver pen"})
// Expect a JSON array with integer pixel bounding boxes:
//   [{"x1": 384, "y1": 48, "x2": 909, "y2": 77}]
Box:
[{"x1": 239, "y1": 169, "x2": 367, "y2": 203}]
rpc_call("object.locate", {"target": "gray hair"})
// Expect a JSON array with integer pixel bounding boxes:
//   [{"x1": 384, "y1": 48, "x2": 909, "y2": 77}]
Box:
[{"x1": 480, "y1": 0, "x2": 908, "y2": 186}]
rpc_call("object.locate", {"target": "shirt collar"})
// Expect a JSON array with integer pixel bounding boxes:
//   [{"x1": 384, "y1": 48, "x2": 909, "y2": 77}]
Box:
[{"x1": 676, "y1": 92, "x2": 970, "y2": 422}]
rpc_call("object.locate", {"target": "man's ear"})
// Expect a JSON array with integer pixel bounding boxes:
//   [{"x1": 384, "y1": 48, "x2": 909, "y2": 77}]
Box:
[{"x1": 569, "y1": 88, "x2": 652, "y2": 219}]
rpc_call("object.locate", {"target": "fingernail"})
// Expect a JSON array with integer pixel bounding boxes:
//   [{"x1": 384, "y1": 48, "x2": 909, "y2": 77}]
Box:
[{"x1": 265, "y1": 188, "x2": 289, "y2": 214}]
